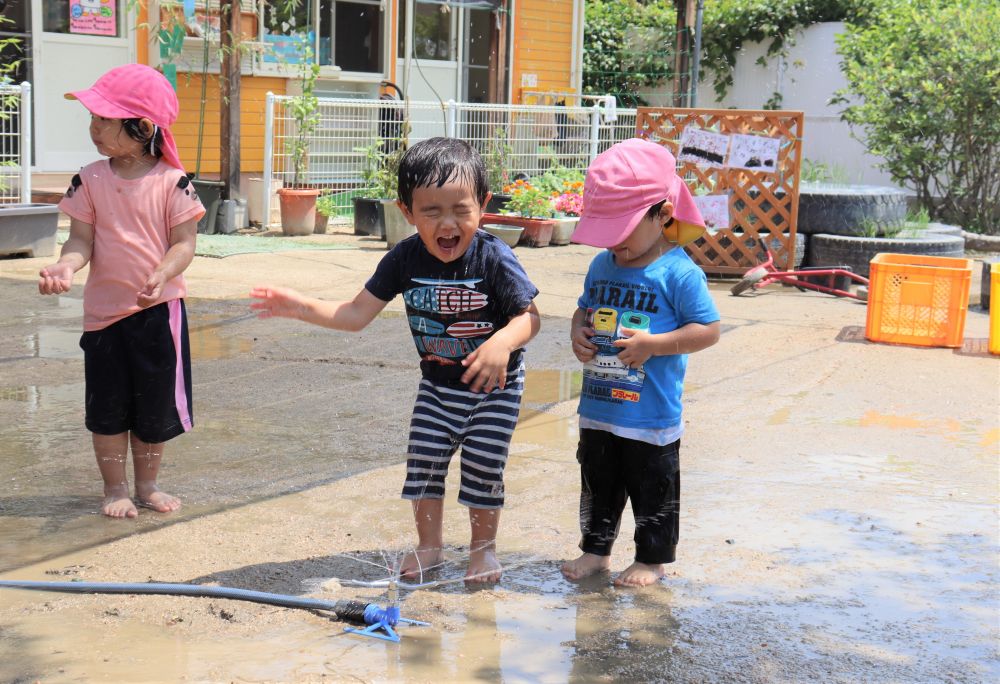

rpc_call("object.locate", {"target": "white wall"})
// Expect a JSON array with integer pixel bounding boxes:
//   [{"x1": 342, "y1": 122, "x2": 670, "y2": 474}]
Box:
[{"x1": 641, "y1": 22, "x2": 902, "y2": 188}]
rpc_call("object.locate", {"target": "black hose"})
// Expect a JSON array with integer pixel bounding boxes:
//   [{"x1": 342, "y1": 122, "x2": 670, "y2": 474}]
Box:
[{"x1": 0, "y1": 580, "x2": 371, "y2": 623}]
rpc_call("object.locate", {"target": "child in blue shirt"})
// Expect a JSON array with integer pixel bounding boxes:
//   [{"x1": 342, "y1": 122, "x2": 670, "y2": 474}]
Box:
[
  {"x1": 561, "y1": 138, "x2": 720, "y2": 587},
  {"x1": 251, "y1": 138, "x2": 540, "y2": 583}
]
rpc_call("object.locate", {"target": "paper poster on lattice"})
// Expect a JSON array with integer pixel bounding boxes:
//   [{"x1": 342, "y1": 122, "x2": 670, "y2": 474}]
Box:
[
  {"x1": 635, "y1": 107, "x2": 803, "y2": 274},
  {"x1": 693, "y1": 194, "x2": 730, "y2": 232},
  {"x1": 678, "y1": 128, "x2": 729, "y2": 168},
  {"x1": 728, "y1": 134, "x2": 782, "y2": 173}
]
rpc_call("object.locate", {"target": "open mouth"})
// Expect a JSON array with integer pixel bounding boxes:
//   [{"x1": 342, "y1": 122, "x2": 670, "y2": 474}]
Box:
[{"x1": 437, "y1": 235, "x2": 460, "y2": 250}]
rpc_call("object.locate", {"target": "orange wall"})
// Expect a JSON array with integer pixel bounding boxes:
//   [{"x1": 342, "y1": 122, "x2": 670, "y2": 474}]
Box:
[
  {"x1": 511, "y1": 0, "x2": 575, "y2": 103},
  {"x1": 173, "y1": 75, "x2": 286, "y2": 175}
]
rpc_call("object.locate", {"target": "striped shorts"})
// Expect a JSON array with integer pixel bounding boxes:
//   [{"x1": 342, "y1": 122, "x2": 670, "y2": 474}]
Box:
[{"x1": 402, "y1": 364, "x2": 525, "y2": 509}]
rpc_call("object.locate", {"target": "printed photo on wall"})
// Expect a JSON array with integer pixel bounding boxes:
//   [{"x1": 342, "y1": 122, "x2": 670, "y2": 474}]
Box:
[
  {"x1": 678, "y1": 128, "x2": 730, "y2": 168},
  {"x1": 693, "y1": 194, "x2": 731, "y2": 232},
  {"x1": 728, "y1": 134, "x2": 782, "y2": 173}
]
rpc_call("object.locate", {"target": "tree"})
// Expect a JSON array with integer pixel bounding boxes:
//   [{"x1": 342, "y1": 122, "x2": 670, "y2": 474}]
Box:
[
  {"x1": 582, "y1": 0, "x2": 675, "y2": 106},
  {"x1": 835, "y1": 0, "x2": 1000, "y2": 233}
]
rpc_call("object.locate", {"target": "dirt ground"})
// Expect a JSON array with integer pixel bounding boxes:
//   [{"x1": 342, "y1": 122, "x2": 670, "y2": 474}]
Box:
[{"x1": 0, "y1": 225, "x2": 997, "y2": 683}]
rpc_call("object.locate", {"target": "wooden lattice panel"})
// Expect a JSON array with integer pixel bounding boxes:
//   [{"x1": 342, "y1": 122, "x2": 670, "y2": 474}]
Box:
[{"x1": 636, "y1": 108, "x2": 804, "y2": 275}]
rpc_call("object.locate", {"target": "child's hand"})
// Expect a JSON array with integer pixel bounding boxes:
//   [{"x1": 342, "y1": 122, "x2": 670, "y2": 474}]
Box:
[
  {"x1": 571, "y1": 325, "x2": 597, "y2": 363},
  {"x1": 38, "y1": 263, "x2": 75, "y2": 295},
  {"x1": 137, "y1": 271, "x2": 167, "y2": 308},
  {"x1": 461, "y1": 339, "x2": 510, "y2": 393},
  {"x1": 613, "y1": 327, "x2": 656, "y2": 368},
  {"x1": 249, "y1": 285, "x2": 307, "y2": 320}
]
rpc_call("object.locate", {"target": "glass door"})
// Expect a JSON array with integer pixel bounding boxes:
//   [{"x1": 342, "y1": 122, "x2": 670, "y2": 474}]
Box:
[{"x1": 32, "y1": 0, "x2": 133, "y2": 171}]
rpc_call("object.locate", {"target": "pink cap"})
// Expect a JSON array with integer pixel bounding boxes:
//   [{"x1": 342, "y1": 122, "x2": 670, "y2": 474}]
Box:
[
  {"x1": 571, "y1": 138, "x2": 705, "y2": 248},
  {"x1": 66, "y1": 64, "x2": 185, "y2": 173}
]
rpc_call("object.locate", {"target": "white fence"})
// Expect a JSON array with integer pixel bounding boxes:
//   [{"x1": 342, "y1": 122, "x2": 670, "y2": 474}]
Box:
[
  {"x1": 0, "y1": 82, "x2": 31, "y2": 204},
  {"x1": 262, "y1": 96, "x2": 637, "y2": 228}
]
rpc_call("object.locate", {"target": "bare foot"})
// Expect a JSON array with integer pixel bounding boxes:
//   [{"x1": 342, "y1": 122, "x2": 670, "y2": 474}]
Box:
[
  {"x1": 101, "y1": 485, "x2": 137, "y2": 519},
  {"x1": 561, "y1": 552, "x2": 611, "y2": 580},
  {"x1": 399, "y1": 547, "x2": 445, "y2": 581},
  {"x1": 466, "y1": 548, "x2": 501, "y2": 583},
  {"x1": 135, "y1": 482, "x2": 181, "y2": 513},
  {"x1": 613, "y1": 561, "x2": 666, "y2": 587}
]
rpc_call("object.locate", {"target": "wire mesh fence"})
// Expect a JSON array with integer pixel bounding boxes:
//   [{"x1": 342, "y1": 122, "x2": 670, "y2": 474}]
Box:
[
  {"x1": 263, "y1": 96, "x2": 638, "y2": 227},
  {"x1": 0, "y1": 82, "x2": 30, "y2": 205}
]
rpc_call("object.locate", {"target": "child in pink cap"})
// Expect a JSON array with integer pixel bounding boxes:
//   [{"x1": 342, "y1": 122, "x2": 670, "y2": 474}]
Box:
[
  {"x1": 38, "y1": 64, "x2": 205, "y2": 519},
  {"x1": 561, "y1": 137, "x2": 721, "y2": 587}
]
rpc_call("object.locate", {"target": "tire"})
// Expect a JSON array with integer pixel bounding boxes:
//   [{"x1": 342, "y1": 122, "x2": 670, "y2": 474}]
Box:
[
  {"x1": 797, "y1": 184, "x2": 909, "y2": 236},
  {"x1": 923, "y1": 222, "x2": 963, "y2": 237},
  {"x1": 807, "y1": 232, "x2": 965, "y2": 278},
  {"x1": 730, "y1": 267, "x2": 767, "y2": 296}
]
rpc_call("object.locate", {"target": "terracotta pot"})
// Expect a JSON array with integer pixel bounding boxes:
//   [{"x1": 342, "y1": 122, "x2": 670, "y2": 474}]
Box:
[
  {"x1": 277, "y1": 188, "x2": 320, "y2": 236},
  {"x1": 313, "y1": 210, "x2": 329, "y2": 235},
  {"x1": 479, "y1": 213, "x2": 555, "y2": 248}
]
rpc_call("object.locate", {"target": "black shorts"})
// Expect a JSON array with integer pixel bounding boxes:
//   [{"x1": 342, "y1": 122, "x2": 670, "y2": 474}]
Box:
[
  {"x1": 79, "y1": 299, "x2": 193, "y2": 444},
  {"x1": 575, "y1": 428, "x2": 680, "y2": 564}
]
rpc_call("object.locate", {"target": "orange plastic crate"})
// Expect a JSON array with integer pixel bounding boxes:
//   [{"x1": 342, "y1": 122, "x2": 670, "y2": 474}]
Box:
[
  {"x1": 990, "y1": 263, "x2": 1000, "y2": 355},
  {"x1": 865, "y1": 253, "x2": 972, "y2": 348}
]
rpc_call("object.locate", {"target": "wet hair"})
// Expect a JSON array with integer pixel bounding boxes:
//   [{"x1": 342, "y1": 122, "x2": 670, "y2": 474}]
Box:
[
  {"x1": 645, "y1": 200, "x2": 675, "y2": 229},
  {"x1": 121, "y1": 117, "x2": 164, "y2": 158},
  {"x1": 397, "y1": 137, "x2": 489, "y2": 211},
  {"x1": 645, "y1": 200, "x2": 666, "y2": 219}
]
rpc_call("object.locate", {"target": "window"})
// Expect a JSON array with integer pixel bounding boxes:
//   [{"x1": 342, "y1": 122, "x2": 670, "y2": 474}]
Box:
[
  {"x1": 43, "y1": 0, "x2": 122, "y2": 37},
  {"x1": 261, "y1": 0, "x2": 383, "y2": 72},
  {"x1": 322, "y1": 1, "x2": 382, "y2": 72},
  {"x1": 398, "y1": 1, "x2": 454, "y2": 61}
]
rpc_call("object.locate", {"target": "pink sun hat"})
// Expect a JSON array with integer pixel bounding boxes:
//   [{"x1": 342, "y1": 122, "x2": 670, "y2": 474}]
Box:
[
  {"x1": 571, "y1": 137, "x2": 705, "y2": 248},
  {"x1": 65, "y1": 63, "x2": 185, "y2": 173}
]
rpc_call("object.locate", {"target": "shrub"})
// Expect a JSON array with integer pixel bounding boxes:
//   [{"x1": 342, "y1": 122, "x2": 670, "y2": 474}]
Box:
[
  {"x1": 502, "y1": 179, "x2": 555, "y2": 218},
  {"x1": 834, "y1": 0, "x2": 1000, "y2": 233}
]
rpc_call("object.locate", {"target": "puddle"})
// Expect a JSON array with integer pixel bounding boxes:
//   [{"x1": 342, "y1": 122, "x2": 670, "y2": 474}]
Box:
[{"x1": 188, "y1": 320, "x2": 255, "y2": 360}]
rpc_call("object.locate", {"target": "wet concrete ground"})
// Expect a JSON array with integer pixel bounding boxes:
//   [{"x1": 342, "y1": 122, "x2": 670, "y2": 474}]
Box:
[{"x1": 0, "y1": 233, "x2": 997, "y2": 682}]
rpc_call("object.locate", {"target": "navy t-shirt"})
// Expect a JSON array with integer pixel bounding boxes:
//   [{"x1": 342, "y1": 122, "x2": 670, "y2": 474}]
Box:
[{"x1": 365, "y1": 230, "x2": 539, "y2": 385}]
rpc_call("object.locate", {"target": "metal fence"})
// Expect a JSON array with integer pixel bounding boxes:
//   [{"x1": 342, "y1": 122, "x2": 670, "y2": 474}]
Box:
[
  {"x1": 0, "y1": 82, "x2": 31, "y2": 204},
  {"x1": 262, "y1": 96, "x2": 637, "y2": 228}
]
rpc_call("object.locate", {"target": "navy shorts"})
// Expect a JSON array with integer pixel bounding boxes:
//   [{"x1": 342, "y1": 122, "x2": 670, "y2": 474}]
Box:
[
  {"x1": 79, "y1": 299, "x2": 193, "y2": 444},
  {"x1": 402, "y1": 363, "x2": 525, "y2": 509},
  {"x1": 575, "y1": 428, "x2": 680, "y2": 565}
]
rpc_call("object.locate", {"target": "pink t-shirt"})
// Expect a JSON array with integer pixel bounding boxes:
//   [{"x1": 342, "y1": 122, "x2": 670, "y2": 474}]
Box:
[{"x1": 58, "y1": 160, "x2": 205, "y2": 331}]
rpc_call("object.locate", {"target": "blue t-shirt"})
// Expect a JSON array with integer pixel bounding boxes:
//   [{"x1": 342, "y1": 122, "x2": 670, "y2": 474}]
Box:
[
  {"x1": 577, "y1": 247, "x2": 719, "y2": 429},
  {"x1": 366, "y1": 230, "x2": 539, "y2": 385}
]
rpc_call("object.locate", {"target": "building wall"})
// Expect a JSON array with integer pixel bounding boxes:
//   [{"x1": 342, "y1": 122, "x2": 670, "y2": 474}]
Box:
[
  {"x1": 511, "y1": 0, "x2": 577, "y2": 103},
  {"x1": 173, "y1": 75, "x2": 286, "y2": 175},
  {"x1": 640, "y1": 22, "x2": 899, "y2": 188}
]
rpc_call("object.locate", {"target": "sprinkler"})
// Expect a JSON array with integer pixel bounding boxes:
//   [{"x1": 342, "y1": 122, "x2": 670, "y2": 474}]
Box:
[{"x1": 0, "y1": 579, "x2": 429, "y2": 643}]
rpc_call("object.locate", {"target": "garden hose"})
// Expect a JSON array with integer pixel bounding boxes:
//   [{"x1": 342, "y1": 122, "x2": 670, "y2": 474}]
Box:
[{"x1": 0, "y1": 579, "x2": 401, "y2": 628}]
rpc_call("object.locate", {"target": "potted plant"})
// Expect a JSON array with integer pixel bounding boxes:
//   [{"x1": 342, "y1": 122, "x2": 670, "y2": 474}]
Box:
[
  {"x1": 276, "y1": 49, "x2": 321, "y2": 236},
  {"x1": 484, "y1": 126, "x2": 514, "y2": 213},
  {"x1": 550, "y1": 181, "x2": 584, "y2": 245},
  {"x1": 353, "y1": 137, "x2": 387, "y2": 237},
  {"x1": 480, "y1": 179, "x2": 557, "y2": 248},
  {"x1": 314, "y1": 192, "x2": 337, "y2": 234},
  {"x1": 378, "y1": 124, "x2": 416, "y2": 248}
]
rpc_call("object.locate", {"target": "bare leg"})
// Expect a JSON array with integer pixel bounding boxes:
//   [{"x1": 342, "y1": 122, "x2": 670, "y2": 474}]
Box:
[
  {"x1": 130, "y1": 433, "x2": 180, "y2": 513},
  {"x1": 613, "y1": 561, "x2": 666, "y2": 587},
  {"x1": 92, "y1": 432, "x2": 136, "y2": 519},
  {"x1": 561, "y1": 552, "x2": 612, "y2": 580},
  {"x1": 399, "y1": 498, "x2": 445, "y2": 581},
  {"x1": 466, "y1": 507, "x2": 501, "y2": 583}
]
